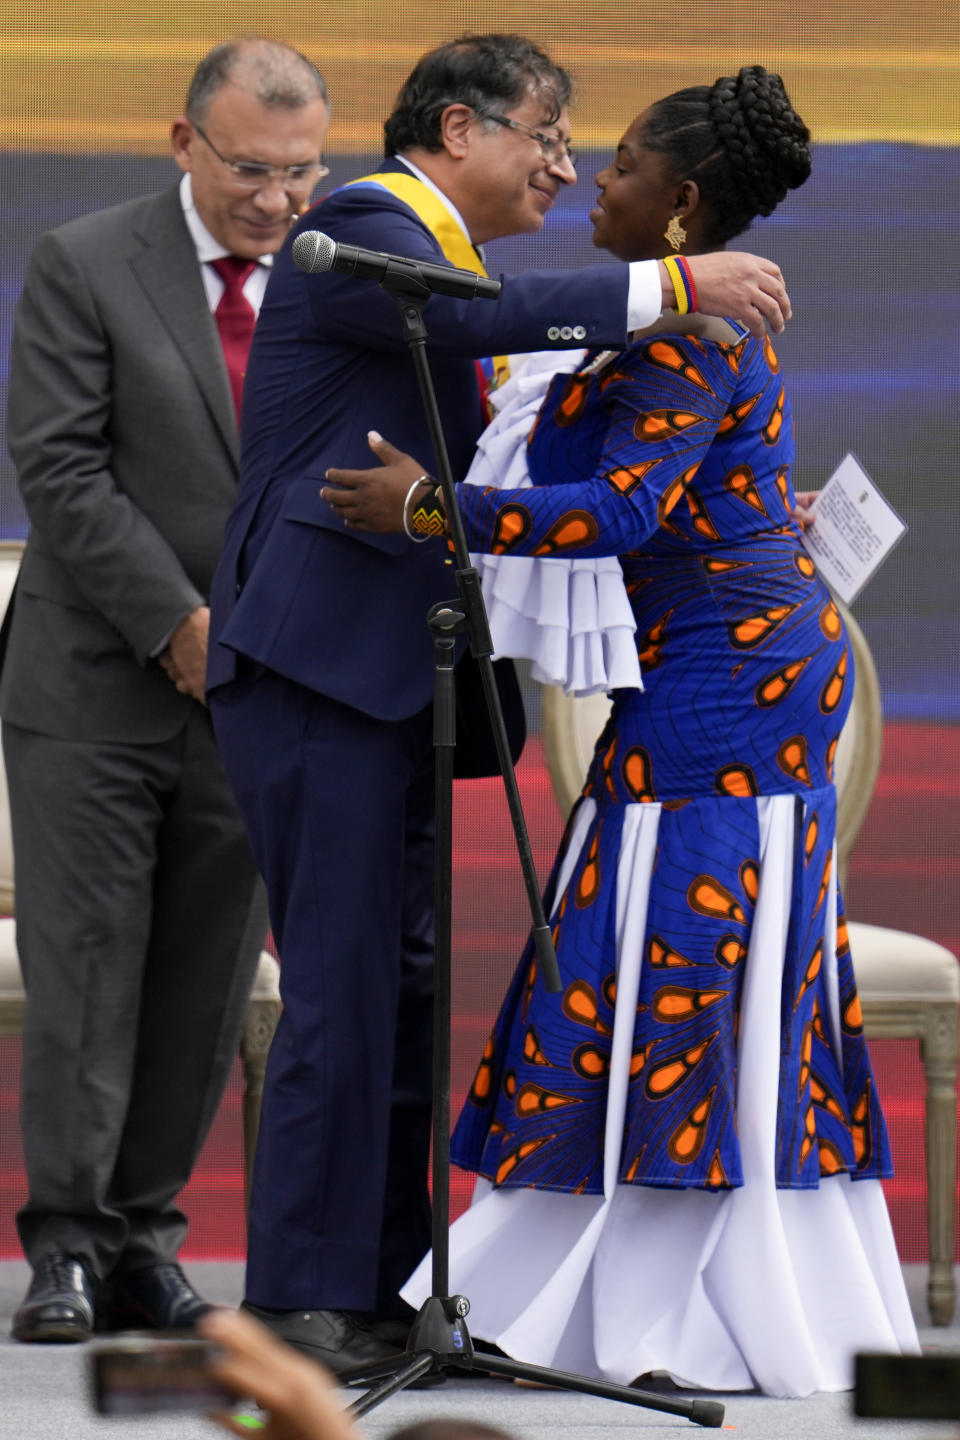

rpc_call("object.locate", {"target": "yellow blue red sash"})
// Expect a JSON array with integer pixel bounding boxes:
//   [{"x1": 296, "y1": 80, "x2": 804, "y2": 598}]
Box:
[{"x1": 344, "y1": 171, "x2": 509, "y2": 406}]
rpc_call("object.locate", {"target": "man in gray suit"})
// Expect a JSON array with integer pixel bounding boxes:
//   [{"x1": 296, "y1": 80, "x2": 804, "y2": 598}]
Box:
[{"x1": 3, "y1": 38, "x2": 329, "y2": 1342}]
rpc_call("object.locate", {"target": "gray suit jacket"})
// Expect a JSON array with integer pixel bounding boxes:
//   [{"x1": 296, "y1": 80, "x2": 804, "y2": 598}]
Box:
[{"x1": 2, "y1": 185, "x2": 239, "y2": 742}]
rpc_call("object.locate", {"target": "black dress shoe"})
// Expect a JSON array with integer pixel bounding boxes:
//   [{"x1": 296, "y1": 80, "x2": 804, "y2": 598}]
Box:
[
  {"x1": 241, "y1": 1301, "x2": 403, "y2": 1375},
  {"x1": 101, "y1": 1262, "x2": 210, "y2": 1331},
  {"x1": 13, "y1": 1254, "x2": 97, "y2": 1343},
  {"x1": 361, "y1": 1315, "x2": 412, "y2": 1349}
]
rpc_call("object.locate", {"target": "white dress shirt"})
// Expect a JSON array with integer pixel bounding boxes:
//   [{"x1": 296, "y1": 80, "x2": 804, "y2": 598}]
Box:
[{"x1": 178, "y1": 172, "x2": 273, "y2": 315}]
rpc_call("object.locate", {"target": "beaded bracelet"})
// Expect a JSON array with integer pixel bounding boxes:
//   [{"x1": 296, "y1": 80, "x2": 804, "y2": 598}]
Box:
[
  {"x1": 402, "y1": 476, "x2": 435, "y2": 542},
  {"x1": 408, "y1": 483, "x2": 447, "y2": 540},
  {"x1": 663, "y1": 253, "x2": 699, "y2": 316}
]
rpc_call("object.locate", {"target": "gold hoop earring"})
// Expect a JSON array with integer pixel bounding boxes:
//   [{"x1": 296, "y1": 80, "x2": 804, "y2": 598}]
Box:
[{"x1": 664, "y1": 214, "x2": 687, "y2": 252}]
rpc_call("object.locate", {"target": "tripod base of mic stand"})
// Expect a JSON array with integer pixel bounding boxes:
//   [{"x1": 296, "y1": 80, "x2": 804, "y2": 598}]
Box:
[{"x1": 338, "y1": 1294, "x2": 725, "y2": 1427}]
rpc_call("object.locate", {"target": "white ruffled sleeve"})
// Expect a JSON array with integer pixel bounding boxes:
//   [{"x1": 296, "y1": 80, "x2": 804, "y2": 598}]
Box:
[{"x1": 464, "y1": 352, "x2": 643, "y2": 697}]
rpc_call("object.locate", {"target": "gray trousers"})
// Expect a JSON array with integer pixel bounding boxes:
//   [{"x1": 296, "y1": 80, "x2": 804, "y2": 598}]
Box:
[{"x1": 5, "y1": 709, "x2": 267, "y2": 1277}]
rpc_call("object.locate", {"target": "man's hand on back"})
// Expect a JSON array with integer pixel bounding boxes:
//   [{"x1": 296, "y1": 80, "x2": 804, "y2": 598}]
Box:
[{"x1": 660, "y1": 253, "x2": 791, "y2": 339}]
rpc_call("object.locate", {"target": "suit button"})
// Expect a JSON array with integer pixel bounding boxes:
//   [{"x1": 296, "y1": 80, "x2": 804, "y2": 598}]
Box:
[
  {"x1": 573, "y1": 325, "x2": 587, "y2": 340},
  {"x1": 547, "y1": 326, "x2": 560, "y2": 340}
]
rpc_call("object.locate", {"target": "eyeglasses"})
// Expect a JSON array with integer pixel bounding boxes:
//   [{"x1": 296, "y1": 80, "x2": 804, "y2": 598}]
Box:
[
  {"x1": 193, "y1": 122, "x2": 329, "y2": 191},
  {"x1": 483, "y1": 113, "x2": 577, "y2": 169}
]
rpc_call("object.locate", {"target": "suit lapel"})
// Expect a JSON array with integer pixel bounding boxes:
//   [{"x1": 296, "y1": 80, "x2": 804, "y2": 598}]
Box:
[{"x1": 128, "y1": 187, "x2": 239, "y2": 465}]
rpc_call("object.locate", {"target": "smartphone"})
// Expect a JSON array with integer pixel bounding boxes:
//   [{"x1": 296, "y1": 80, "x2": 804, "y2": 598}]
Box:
[
  {"x1": 89, "y1": 1337, "x2": 239, "y2": 1416},
  {"x1": 855, "y1": 1352, "x2": 960, "y2": 1420}
]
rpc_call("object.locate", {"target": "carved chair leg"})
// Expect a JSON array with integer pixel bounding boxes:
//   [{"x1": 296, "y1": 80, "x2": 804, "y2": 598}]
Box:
[
  {"x1": 921, "y1": 1006, "x2": 959, "y2": 1325},
  {"x1": 239, "y1": 997, "x2": 282, "y2": 1216}
]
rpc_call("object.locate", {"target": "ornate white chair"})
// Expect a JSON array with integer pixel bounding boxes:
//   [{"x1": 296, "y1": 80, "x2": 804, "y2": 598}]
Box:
[
  {"x1": 540, "y1": 601, "x2": 959, "y2": 1325},
  {"x1": 0, "y1": 539, "x2": 280, "y2": 1212}
]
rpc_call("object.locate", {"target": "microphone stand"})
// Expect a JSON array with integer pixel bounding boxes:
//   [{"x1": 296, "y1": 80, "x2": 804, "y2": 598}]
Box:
[{"x1": 337, "y1": 271, "x2": 724, "y2": 1430}]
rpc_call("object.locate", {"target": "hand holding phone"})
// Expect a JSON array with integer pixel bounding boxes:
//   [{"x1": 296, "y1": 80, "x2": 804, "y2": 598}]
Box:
[{"x1": 201, "y1": 1307, "x2": 359, "y2": 1440}]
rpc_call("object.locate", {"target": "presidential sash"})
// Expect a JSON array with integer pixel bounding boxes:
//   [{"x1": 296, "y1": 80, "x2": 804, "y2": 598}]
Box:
[{"x1": 344, "y1": 171, "x2": 509, "y2": 406}]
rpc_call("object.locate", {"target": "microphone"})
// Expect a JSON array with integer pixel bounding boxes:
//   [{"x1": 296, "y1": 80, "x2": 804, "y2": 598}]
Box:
[{"x1": 292, "y1": 230, "x2": 501, "y2": 301}]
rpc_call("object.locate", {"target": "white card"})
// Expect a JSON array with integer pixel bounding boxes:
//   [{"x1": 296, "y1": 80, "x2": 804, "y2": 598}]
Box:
[{"x1": 800, "y1": 453, "x2": 907, "y2": 604}]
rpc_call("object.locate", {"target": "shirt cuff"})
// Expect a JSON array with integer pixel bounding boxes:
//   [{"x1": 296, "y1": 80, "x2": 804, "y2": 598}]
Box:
[{"x1": 626, "y1": 260, "x2": 662, "y2": 330}]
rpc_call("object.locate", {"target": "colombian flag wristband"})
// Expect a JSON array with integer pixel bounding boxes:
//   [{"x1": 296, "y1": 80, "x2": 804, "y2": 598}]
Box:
[{"x1": 663, "y1": 253, "x2": 698, "y2": 315}]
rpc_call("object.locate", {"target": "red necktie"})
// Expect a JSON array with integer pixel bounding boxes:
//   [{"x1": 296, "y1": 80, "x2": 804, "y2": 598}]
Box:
[{"x1": 211, "y1": 256, "x2": 257, "y2": 423}]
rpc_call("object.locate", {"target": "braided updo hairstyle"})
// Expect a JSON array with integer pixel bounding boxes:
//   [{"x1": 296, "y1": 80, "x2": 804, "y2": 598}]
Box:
[{"x1": 643, "y1": 65, "x2": 811, "y2": 246}]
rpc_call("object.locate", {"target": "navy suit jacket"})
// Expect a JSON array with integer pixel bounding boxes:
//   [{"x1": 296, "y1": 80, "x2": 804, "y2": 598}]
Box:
[{"x1": 208, "y1": 159, "x2": 630, "y2": 720}]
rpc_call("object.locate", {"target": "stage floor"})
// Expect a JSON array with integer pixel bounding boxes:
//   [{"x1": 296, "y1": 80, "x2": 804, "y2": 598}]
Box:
[{"x1": 0, "y1": 1261, "x2": 957, "y2": 1440}]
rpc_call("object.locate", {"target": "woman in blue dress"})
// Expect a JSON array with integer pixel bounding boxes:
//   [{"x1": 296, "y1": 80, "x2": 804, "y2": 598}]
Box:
[{"x1": 325, "y1": 66, "x2": 918, "y2": 1396}]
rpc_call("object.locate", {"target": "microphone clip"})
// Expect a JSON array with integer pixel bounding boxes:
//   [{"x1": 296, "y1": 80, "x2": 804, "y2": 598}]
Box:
[{"x1": 375, "y1": 260, "x2": 433, "y2": 304}]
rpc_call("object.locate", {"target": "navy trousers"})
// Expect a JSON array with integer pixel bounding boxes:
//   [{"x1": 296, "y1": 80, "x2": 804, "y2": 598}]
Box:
[{"x1": 210, "y1": 667, "x2": 435, "y2": 1314}]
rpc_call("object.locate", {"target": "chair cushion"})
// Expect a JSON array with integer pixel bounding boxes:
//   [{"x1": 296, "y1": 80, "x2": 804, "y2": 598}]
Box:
[
  {"x1": 848, "y1": 920, "x2": 960, "y2": 1002},
  {"x1": 0, "y1": 917, "x2": 21, "y2": 1000},
  {"x1": 0, "y1": 928, "x2": 280, "y2": 1007},
  {"x1": 250, "y1": 950, "x2": 281, "y2": 1002},
  {"x1": 9, "y1": 920, "x2": 951, "y2": 1008}
]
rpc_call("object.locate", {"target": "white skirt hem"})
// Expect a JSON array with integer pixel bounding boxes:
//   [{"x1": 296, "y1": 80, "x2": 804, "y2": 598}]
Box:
[{"x1": 403, "y1": 795, "x2": 920, "y2": 1398}]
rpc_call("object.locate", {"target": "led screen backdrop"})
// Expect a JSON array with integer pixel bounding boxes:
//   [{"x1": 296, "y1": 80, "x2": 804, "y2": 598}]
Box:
[{"x1": 0, "y1": 1, "x2": 958, "y2": 1261}]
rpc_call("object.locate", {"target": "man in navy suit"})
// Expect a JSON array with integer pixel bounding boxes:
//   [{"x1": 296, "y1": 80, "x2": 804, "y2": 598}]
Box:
[{"x1": 207, "y1": 33, "x2": 791, "y2": 1372}]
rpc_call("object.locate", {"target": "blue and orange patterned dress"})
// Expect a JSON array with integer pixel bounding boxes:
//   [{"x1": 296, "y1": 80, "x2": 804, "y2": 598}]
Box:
[{"x1": 450, "y1": 325, "x2": 893, "y2": 1199}]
